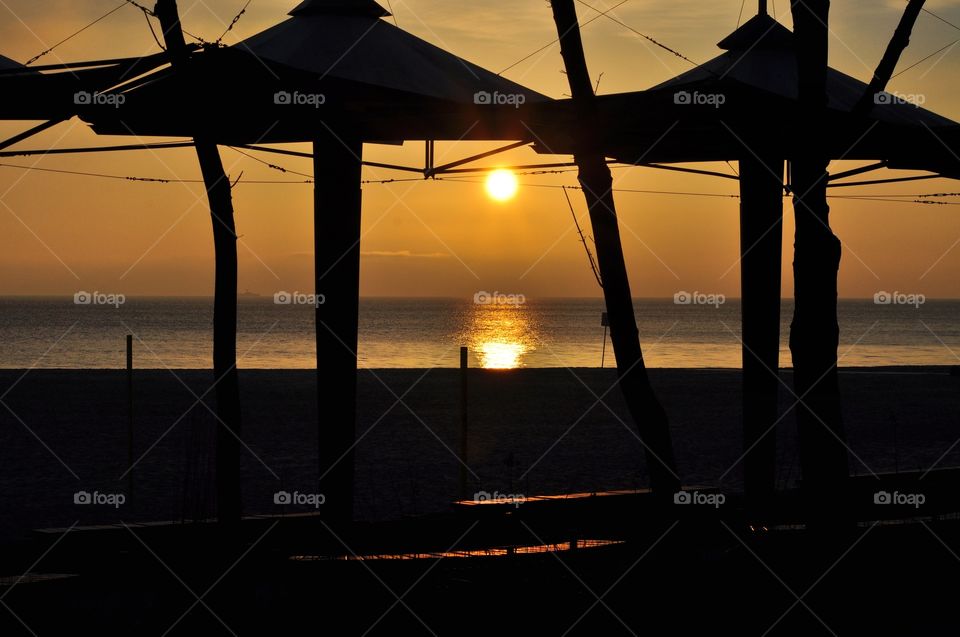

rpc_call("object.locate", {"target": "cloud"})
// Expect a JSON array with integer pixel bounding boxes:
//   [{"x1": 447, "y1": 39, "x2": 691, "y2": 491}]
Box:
[{"x1": 361, "y1": 250, "x2": 450, "y2": 259}]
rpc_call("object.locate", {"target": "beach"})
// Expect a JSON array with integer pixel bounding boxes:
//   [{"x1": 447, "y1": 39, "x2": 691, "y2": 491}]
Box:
[{"x1": 1, "y1": 366, "x2": 958, "y2": 542}]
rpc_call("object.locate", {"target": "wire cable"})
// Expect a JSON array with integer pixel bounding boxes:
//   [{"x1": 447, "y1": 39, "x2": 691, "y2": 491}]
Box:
[
  {"x1": 498, "y1": 0, "x2": 631, "y2": 75},
  {"x1": 214, "y1": 0, "x2": 252, "y2": 45},
  {"x1": 891, "y1": 38, "x2": 960, "y2": 79},
  {"x1": 922, "y1": 6, "x2": 960, "y2": 33},
  {"x1": 575, "y1": 0, "x2": 701, "y2": 69},
  {"x1": 25, "y1": 2, "x2": 128, "y2": 65}
]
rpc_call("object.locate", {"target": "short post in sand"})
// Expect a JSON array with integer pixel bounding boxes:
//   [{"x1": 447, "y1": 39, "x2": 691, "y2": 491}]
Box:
[{"x1": 600, "y1": 311, "x2": 609, "y2": 368}]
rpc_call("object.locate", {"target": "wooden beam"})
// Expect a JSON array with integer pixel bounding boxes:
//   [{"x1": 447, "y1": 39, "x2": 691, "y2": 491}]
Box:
[
  {"x1": 549, "y1": 0, "x2": 680, "y2": 496},
  {"x1": 314, "y1": 129, "x2": 362, "y2": 524},
  {"x1": 0, "y1": 120, "x2": 64, "y2": 152}
]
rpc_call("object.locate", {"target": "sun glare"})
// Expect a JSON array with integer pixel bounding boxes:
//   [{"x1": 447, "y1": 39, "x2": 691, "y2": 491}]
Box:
[{"x1": 485, "y1": 169, "x2": 518, "y2": 202}]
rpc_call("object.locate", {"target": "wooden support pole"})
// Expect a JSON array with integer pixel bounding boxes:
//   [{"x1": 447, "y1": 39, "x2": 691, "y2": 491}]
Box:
[
  {"x1": 126, "y1": 334, "x2": 134, "y2": 500},
  {"x1": 739, "y1": 154, "x2": 784, "y2": 516},
  {"x1": 314, "y1": 129, "x2": 362, "y2": 524},
  {"x1": 549, "y1": 0, "x2": 679, "y2": 496},
  {"x1": 790, "y1": 0, "x2": 849, "y2": 525},
  {"x1": 460, "y1": 346, "x2": 469, "y2": 501},
  {"x1": 155, "y1": 0, "x2": 243, "y2": 525},
  {"x1": 200, "y1": 140, "x2": 244, "y2": 526}
]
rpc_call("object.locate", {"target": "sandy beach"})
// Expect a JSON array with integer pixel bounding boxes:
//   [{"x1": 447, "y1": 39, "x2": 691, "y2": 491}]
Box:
[{"x1": 1, "y1": 366, "x2": 958, "y2": 542}]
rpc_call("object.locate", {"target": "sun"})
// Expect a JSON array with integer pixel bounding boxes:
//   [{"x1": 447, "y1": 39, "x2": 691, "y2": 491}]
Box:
[{"x1": 485, "y1": 169, "x2": 518, "y2": 202}]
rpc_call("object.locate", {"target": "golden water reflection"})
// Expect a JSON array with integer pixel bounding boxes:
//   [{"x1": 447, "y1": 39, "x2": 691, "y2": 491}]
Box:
[
  {"x1": 465, "y1": 301, "x2": 538, "y2": 369},
  {"x1": 292, "y1": 539, "x2": 624, "y2": 561}
]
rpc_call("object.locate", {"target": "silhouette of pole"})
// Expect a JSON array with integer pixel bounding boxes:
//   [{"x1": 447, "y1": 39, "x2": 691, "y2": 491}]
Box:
[
  {"x1": 127, "y1": 334, "x2": 134, "y2": 500},
  {"x1": 853, "y1": 0, "x2": 926, "y2": 115},
  {"x1": 549, "y1": 0, "x2": 680, "y2": 496},
  {"x1": 789, "y1": 0, "x2": 848, "y2": 525},
  {"x1": 314, "y1": 128, "x2": 362, "y2": 524},
  {"x1": 739, "y1": 153, "x2": 783, "y2": 517},
  {"x1": 155, "y1": 0, "x2": 243, "y2": 525},
  {"x1": 460, "y1": 346, "x2": 469, "y2": 501}
]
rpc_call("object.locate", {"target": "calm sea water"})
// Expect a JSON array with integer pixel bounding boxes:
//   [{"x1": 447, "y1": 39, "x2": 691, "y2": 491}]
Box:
[{"x1": 0, "y1": 296, "x2": 957, "y2": 369}]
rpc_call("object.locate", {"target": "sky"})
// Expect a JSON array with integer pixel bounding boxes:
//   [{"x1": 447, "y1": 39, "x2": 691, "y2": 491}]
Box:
[{"x1": 2, "y1": 0, "x2": 960, "y2": 299}]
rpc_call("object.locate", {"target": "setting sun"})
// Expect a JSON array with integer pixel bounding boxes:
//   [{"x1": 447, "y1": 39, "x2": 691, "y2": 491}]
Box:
[{"x1": 484, "y1": 169, "x2": 518, "y2": 202}]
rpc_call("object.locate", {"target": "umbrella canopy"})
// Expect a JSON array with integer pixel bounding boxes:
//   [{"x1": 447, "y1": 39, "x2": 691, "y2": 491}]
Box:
[
  {"x1": 532, "y1": 12, "x2": 960, "y2": 174},
  {"x1": 83, "y1": 0, "x2": 549, "y2": 143},
  {"x1": 0, "y1": 53, "x2": 24, "y2": 71},
  {"x1": 239, "y1": 0, "x2": 547, "y2": 105},
  {"x1": 652, "y1": 13, "x2": 954, "y2": 129},
  {"x1": 0, "y1": 49, "x2": 175, "y2": 122}
]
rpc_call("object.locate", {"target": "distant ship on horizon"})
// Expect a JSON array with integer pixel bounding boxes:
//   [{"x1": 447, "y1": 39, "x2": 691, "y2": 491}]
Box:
[{"x1": 238, "y1": 290, "x2": 261, "y2": 298}]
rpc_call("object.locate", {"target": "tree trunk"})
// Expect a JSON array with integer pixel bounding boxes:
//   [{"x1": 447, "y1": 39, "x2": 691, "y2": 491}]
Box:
[
  {"x1": 154, "y1": 0, "x2": 242, "y2": 524},
  {"x1": 549, "y1": 0, "x2": 679, "y2": 495},
  {"x1": 789, "y1": 0, "x2": 848, "y2": 525}
]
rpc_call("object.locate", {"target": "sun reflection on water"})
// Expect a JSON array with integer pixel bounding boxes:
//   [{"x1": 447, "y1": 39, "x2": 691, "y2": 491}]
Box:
[
  {"x1": 478, "y1": 341, "x2": 525, "y2": 369},
  {"x1": 464, "y1": 301, "x2": 538, "y2": 369}
]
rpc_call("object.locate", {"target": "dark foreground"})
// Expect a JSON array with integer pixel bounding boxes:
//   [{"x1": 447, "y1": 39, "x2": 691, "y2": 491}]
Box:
[
  {"x1": 0, "y1": 367, "x2": 958, "y2": 633},
  {"x1": 0, "y1": 509, "x2": 958, "y2": 635}
]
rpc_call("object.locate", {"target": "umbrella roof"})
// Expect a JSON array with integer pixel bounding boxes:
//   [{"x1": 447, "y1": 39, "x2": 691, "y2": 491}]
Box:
[
  {"x1": 0, "y1": 54, "x2": 24, "y2": 71},
  {"x1": 237, "y1": 0, "x2": 547, "y2": 104},
  {"x1": 530, "y1": 11, "x2": 960, "y2": 173},
  {"x1": 79, "y1": 0, "x2": 549, "y2": 142},
  {"x1": 649, "y1": 12, "x2": 955, "y2": 129}
]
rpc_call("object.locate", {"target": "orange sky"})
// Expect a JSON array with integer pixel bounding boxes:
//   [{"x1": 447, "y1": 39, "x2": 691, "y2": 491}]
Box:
[{"x1": 2, "y1": 0, "x2": 960, "y2": 299}]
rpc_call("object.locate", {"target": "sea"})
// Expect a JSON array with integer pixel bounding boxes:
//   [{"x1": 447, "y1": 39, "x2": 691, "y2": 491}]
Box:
[{"x1": 0, "y1": 296, "x2": 957, "y2": 369}]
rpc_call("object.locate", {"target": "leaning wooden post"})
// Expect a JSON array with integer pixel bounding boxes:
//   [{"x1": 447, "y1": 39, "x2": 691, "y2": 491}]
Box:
[
  {"x1": 314, "y1": 128, "x2": 362, "y2": 524},
  {"x1": 852, "y1": 0, "x2": 926, "y2": 115},
  {"x1": 154, "y1": 0, "x2": 243, "y2": 525},
  {"x1": 549, "y1": 0, "x2": 680, "y2": 496},
  {"x1": 789, "y1": 0, "x2": 848, "y2": 524},
  {"x1": 739, "y1": 153, "x2": 784, "y2": 517}
]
